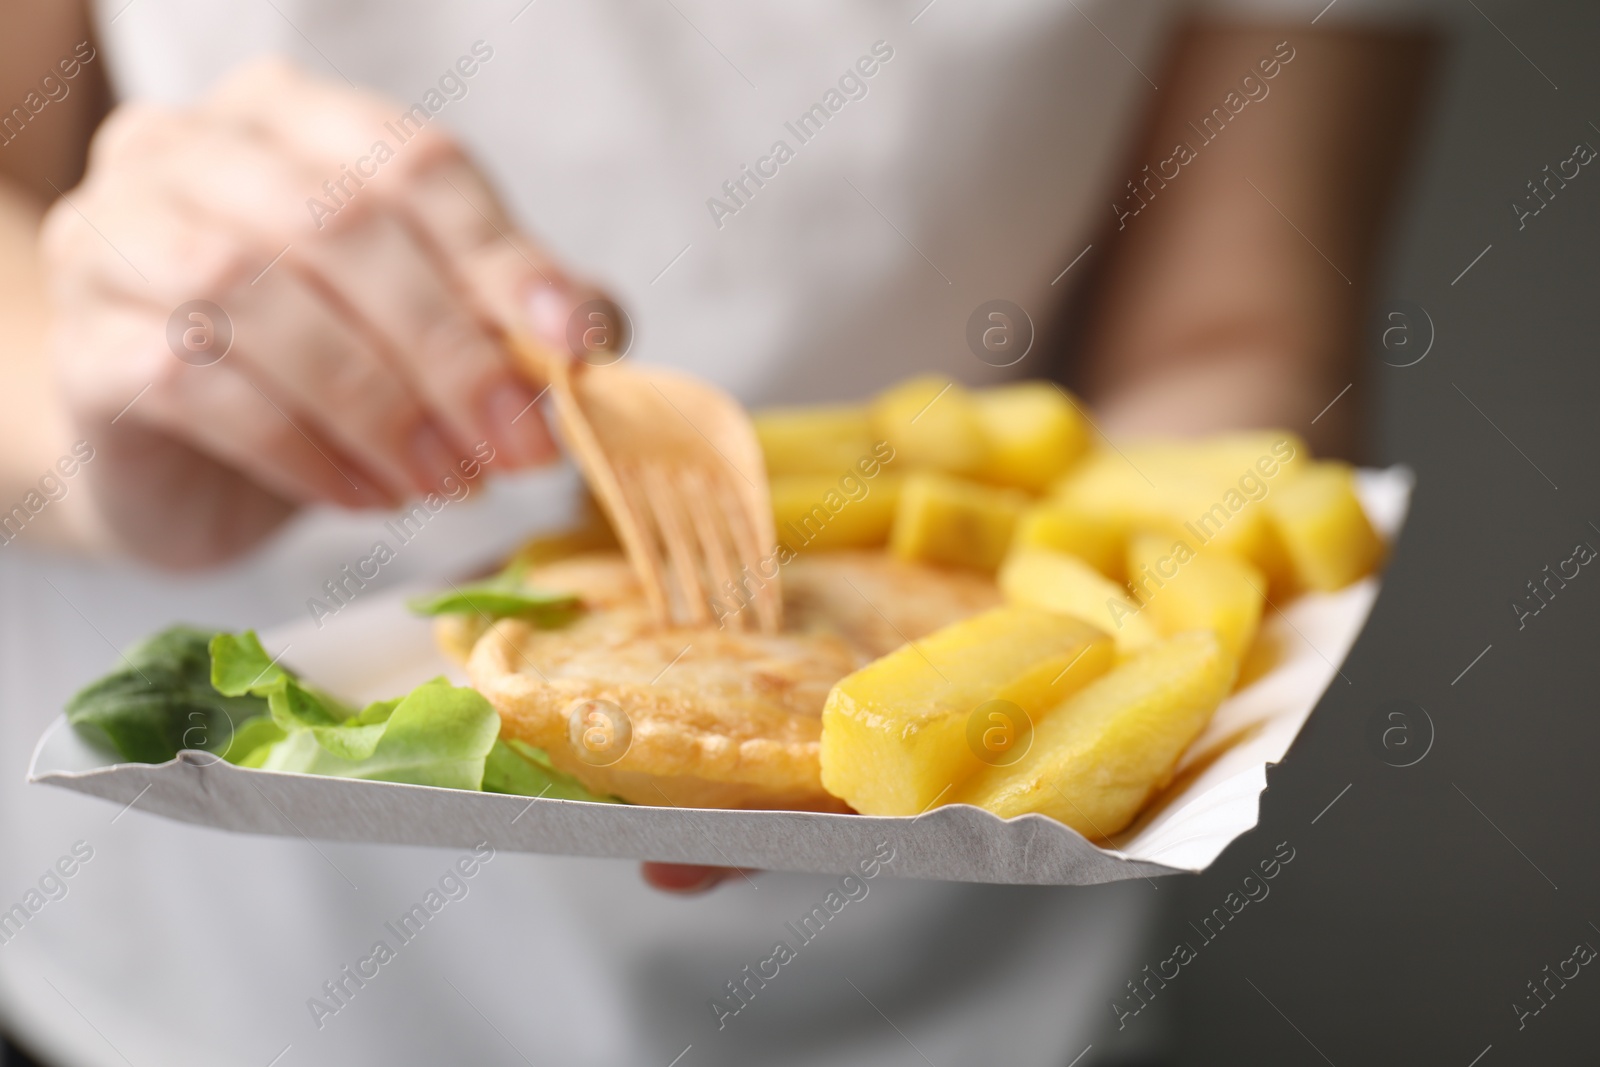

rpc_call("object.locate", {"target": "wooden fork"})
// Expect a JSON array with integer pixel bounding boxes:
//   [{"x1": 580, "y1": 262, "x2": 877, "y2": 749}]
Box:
[{"x1": 508, "y1": 333, "x2": 782, "y2": 633}]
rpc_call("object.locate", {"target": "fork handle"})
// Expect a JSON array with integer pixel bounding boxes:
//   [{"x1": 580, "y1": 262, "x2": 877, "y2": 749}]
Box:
[{"x1": 502, "y1": 329, "x2": 673, "y2": 622}]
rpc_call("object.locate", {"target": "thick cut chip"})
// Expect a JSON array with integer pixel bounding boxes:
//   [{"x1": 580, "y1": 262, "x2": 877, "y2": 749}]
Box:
[
  {"x1": 1265, "y1": 462, "x2": 1384, "y2": 591},
  {"x1": 1013, "y1": 502, "x2": 1126, "y2": 580},
  {"x1": 1051, "y1": 433, "x2": 1307, "y2": 586},
  {"x1": 972, "y1": 381, "x2": 1090, "y2": 492},
  {"x1": 1169, "y1": 432, "x2": 1310, "y2": 486},
  {"x1": 954, "y1": 632, "x2": 1234, "y2": 837},
  {"x1": 469, "y1": 551, "x2": 999, "y2": 810},
  {"x1": 871, "y1": 375, "x2": 989, "y2": 476},
  {"x1": 890, "y1": 471, "x2": 1029, "y2": 572},
  {"x1": 1126, "y1": 535, "x2": 1266, "y2": 666},
  {"x1": 820, "y1": 606, "x2": 1114, "y2": 816},
  {"x1": 754, "y1": 404, "x2": 876, "y2": 477},
  {"x1": 998, "y1": 547, "x2": 1159, "y2": 653},
  {"x1": 772, "y1": 474, "x2": 902, "y2": 552}
]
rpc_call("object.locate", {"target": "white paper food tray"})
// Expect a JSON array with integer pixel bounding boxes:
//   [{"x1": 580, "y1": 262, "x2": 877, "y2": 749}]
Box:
[{"x1": 27, "y1": 468, "x2": 1411, "y2": 885}]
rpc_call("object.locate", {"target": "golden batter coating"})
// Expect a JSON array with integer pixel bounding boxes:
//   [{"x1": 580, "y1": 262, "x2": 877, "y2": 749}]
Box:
[{"x1": 466, "y1": 551, "x2": 999, "y2": 809}]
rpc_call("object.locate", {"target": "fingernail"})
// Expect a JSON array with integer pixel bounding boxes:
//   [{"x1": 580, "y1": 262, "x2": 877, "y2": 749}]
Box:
[
  {"x1": 407, "y1": 422, "x2": 458, "y2": 492},
  {"x1": 527, "y1": 284, "x2": 572, "y2": 352},
  {"x1": 482, "y1": 379, "x2": 547, "y2": 467}
]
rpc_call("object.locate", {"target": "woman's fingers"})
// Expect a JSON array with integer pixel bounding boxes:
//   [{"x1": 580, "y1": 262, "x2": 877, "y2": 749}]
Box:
[
  {"x1": 139, "y1": 355, "x2": 390, "y2": 508},
  {"x1": 400, "y1": 162, "x2": 634, "y2": 370},
  {"x1": 221, "y1": 261, "x2": 455, "y2": 497},
  {"x1": 289, "y1": 208, "x2": 555, "y2": 468},
  {"x1": 201, "y1": 59, "x2": 560, "y2": 297},
  {"x1": 125, "y1": 110, "x2": 552, "y2": 482},
  {"x1": 204, "y1": 59, "x2": 608, "y2": 368},
  {"x1": 51, "y1": 185, "x2": 430, "y2": 502},
  {"x1": 201, "y1": 57, "x2": 463, "y2": 192},
  {"x1": 639, "y1": 863, "x2": 751, "y2": 894},
  {"x1": 200, "y1": 59, "x2": 564, "y2": 462},
  {"x1": 42, "y1": 58, "x2": 602, "y2": 565},
  {"x1": 397, "y1": 160, "x2": 567, "y2": 329}
]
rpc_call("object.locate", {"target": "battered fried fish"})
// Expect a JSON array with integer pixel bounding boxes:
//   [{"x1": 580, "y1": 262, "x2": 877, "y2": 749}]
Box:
[{"x1": 466, "y1": 551, "x2": 999, "y2": 810}]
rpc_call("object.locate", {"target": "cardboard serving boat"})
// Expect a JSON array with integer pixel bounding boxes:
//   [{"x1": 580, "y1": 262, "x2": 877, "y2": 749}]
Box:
[{"x1": 29, "y1": 470, "x2": 1412, "y2": 885}]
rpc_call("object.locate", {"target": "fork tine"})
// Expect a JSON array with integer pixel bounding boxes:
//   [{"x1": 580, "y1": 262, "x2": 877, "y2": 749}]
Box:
[
  {"x1": 636, "y1": 461, "x2": 713, "y2": 627},
  {"x1": 713, "y1": 470, "x2": 782, "y2": 633},
  {"x1": 520, "y1": 353, "x2": 675, "y2": 627},
  {"x1": 680, "y1": 466, "x2": 751, "y2": 631},
  {"x1": 610, "y1": 461, "x2": 675, "y2": 626},
  {"x1": 512, "y1": 346, "x2": 779, "y2": 632}
]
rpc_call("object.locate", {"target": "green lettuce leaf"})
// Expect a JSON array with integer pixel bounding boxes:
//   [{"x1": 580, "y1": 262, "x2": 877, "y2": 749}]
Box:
[
  {"x1": 483, "y1": 738, "x2": 623, "y2": 803},
  {"x1": 68, "y1": 627, "x2": 555, "y2": 798},
  {"x1": 210, "y1": 631, "x2": 391, "y2": 759},
  {"x1": 208, "y1": 631, "x2": 290, "y2": 695},
  {"x1": 209, "y1": 634, "x2": 500, "y2": 788},
  {"x1": 65, "y1": 625, "x2": 270, "y2": 764},
  {"x1": 254, "y1": 677, "x2": 500, "y2": 790},
  {"x1": 407, "y1": 565, "x2": 581, "y2": 625},
  {"x1": 223, "y1": 716, "x2": 288, "y2": 767},
  {"x1": 210, "y1": 631, "x2": 351, "y2": 732}
]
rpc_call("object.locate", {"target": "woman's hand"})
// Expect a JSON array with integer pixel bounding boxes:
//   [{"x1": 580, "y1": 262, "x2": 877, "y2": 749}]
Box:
[
  {"x1": 41, "y1": 58, "x2": 602, "y2": 566},
  {"x1": 641, "y1": 863, "x2": 750, "y2": 894}
]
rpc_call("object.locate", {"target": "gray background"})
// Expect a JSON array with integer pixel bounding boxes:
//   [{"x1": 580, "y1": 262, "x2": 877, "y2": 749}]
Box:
[{"x1": 1160, "y1": 3, "x2": 1600, "y2": 1063}]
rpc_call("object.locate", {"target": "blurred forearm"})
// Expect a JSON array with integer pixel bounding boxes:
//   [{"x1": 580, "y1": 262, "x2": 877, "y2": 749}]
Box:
[
  {"x1": 0, "y1": 174, "x2": 104, "y2": 552},
  {"x1": 1078, "y1": 22, "x2": 1436, "y2": 460},
  {"x1": 0, "y1": 0, "x2": 109, "y2": 552}
]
